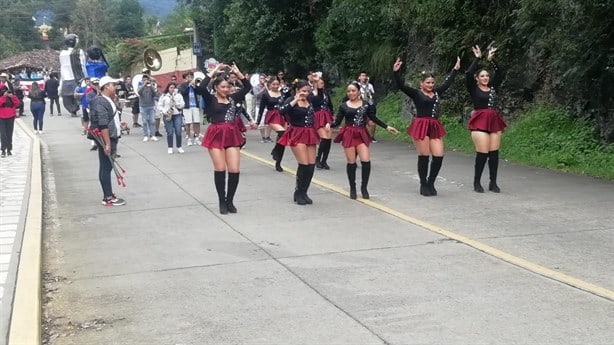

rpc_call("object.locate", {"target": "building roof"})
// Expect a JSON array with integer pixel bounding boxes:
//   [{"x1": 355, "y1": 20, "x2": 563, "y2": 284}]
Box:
[{"x1": 0, "y1": 49, "x2": 60, "y2": 72}]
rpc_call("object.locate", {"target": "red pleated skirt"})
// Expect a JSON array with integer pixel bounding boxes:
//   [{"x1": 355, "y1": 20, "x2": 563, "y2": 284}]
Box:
[
  {"x1": 235, "y1": 116, "x2": 247, "y2": 133},
  {"x1": 313, "y1": 109, "x2": 334, "y2": 129},
  {"x1": 202, "y1": 122, "x2": 244, "y2": 149},
  {"x1": 468, "y1": 109, "x2": 507, "y2": 133},
  {"x1": 333, "y1": 126, "x2": 372, "y2": 148},
  {"x1": 406, "y1": 117, "x2": 446, "y2": 140},
  {"x1": 279, "y1": 126, "x2": 319, "y2": 146},
  {"x1": 264, "y1": 109, "x2": 285, "y2": 126}
]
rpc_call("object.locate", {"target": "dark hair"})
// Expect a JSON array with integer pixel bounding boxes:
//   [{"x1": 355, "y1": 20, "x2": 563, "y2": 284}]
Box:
[
  {"x1": 359, "y1": 71, "x2": 368, "y2": 75},
  {"x1": 420, "y1": 71, "x2": 435, "y2": 81},
  {"x1": 292, "y1": 79, "x2": 309, "y2": 91},
  {"x1": 348, "y1": 81, "x2": 361, "y2": 90},
  {"x1": 164, "y1": 82, "x2": 177, "y2": 93},
  {"x1": 29, "y1": 82, "x2": 42, "y2": 98},
  {"x1": 475, "y1": 68, "x2": 490, "y2": 78},
  {"x1": 182, "y1": 72, "x2": 193, "y2": 79},
  {"x1": 212, "y1": 76, "x2": 228, "y2": 89}
]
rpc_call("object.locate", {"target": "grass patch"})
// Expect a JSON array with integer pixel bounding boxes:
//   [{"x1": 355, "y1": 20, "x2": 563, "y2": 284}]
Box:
[{"x1": 347, "y1": 90, "x2": 613, "y2": 180}]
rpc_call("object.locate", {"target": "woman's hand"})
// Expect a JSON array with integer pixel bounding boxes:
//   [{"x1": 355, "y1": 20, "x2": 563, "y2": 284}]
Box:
[
  {"x1": 472, "y1": 45, "x2": 482, "y2": 58},
  {"x1": 454, "y1": 56, "x2": 461, "y2": 70},
  {"x1": 231, "y1": 62, "x2": 244, "y2": 79},
  {"x1": 249, "y1": 121, "x2": 258, "y2": 129},
  {"x1": 325, "y1": 123, "x2": 331, "y2": 130},
  {"x1": 487, "y1": 46, "x2": 497, "y2": 61},
  {"x1": 386, "y1": 126, "x2": 399, "y2": 135},
  {"x1": 393, "y1": 57, "x2": 403, "y2": 72}
]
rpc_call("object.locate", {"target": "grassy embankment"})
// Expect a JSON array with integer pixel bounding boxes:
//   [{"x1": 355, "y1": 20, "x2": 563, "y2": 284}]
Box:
[{"x1": 332, "y1": 89, "x2": 614, "y2": 180}]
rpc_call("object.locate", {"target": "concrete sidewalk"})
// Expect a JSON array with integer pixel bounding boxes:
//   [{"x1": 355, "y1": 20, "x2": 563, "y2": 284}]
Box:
[{"x1": 38, "y1": 113, "x2": 613, "y2": 345}]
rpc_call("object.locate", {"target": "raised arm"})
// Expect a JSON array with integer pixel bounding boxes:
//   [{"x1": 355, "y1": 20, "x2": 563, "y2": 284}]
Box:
[
  {"x1": 489, "y1": 60, "x2": 504, "y2": 89},
  {"x1": 392, "y1": 57, "x2": 419, "y2": 99},
  {"x1": 435, "y1": 56, "x2": 460, "y2": 94}
]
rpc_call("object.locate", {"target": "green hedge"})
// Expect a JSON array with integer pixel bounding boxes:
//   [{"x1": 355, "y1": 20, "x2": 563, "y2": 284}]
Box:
[{"x1": 360, "y1": 91, "x2": 614, "y2": 180}]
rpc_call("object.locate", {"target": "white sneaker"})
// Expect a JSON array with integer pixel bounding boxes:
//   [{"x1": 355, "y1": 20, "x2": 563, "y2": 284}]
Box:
[
  {"x1": 33, "y1": 130, "x2": 38, "y2": 134},
  {"x1": 39, "y1": 130, "x2": 43, "y2": 134},
  {"x1": 167, "y1": 148, "x2": 173, "y2": 154},
  {"x1": 187, "y1": 138, "x2": 193, "y2": 146},
  {"x1": 151, "y1": 136, "x2": 159, "y2": 142},
  {"x1": 177, "y1": 147, "x2": 185, "y2": 154},
  {"x1": 143, "y1": 137, "x2": 149, "y2": 142}
]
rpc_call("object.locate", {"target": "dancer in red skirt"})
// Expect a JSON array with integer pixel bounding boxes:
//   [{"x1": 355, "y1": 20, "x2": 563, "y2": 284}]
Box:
[
  {"x1": 196, "y1": 63, "x2": 254, "y2": 214},
  {"x1": 393, "y1": 56, "x2": 460, "y2": 196},
  {"x1": 257, "y1": 78, "x2": 290, "y2": 172},
  {"x1": 466, "y1": 44, "x2": 506, "y2": 193},
  {"x1": 309, "y1": 77, "x2": 334, "y2": 170},
  {"x1": 279, "y1": 80, "x2": 320, "y2": 205},
  {"x1": 328, "y1": 81, "x2": 399, "y2": 199}
]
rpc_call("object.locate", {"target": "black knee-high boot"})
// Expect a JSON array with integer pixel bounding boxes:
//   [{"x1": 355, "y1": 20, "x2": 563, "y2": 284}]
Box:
[
  {"x1": 418, "y1": 155, "x2": 430, "y2": 196},
  {"x1": 271, "y1": 130, "x2": 285, "y2": 172},
  {"x1": 226, "y1": 172, "x2": 240, "y2": 213},
  {"x1": 361, "y1": 161, "x2": 371, "y2": 199},
  {"x1": 294, "y1": 164, "x2": 308, "y2": 205},
  {"x1": 474, "y1": 152, "x2": 489, "y2": 193},
  {"x1": 214, "y1": 171, "x2": 228, "y2": 214},
  {"x1": 303, "y1": 163, "x2": 315, "y2": 204},
  {"x1": 317, "y1": 139, "x2": 332, "y2": 169},
  {"x1": 427, "y1": 156, "x2": 443, "y2": 196},
  {"x1": 347, "y1": 163, "x2": 357, "y2": 199},
  {"x1": 488, "y1": 150, "x2": 500, "y2": 193}
]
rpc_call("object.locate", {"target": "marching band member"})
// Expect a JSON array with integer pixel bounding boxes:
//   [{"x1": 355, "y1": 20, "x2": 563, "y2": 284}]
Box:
[
  {"x1": 308, "y1": 77, "x2": 334, "y2": 170},
  {"x1": 196, "y1": 63, "x2": 255, "y2": 215},
  {"x1": 393, "y1": 56, "x2": 460, "y2": 196},
  {"x1": 257, "y1": 78, "x2": 291, "y2": 172},
  {"x1": 278, "y1": 80, "x2": 320, "y2": 205},
  {"x1": 329, "y1": 81, "x2": 399, "y2": 199},
  {"x1": 466, "y1": 44, "x2": 507, "y2": 193},
  {"x1": 158, "y1": 82, "x2": 185, "y2": 154}
]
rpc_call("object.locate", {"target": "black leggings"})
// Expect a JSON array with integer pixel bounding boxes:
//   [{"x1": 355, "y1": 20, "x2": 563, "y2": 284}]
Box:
[{"x1": 0, "y1": 117, "x2": 15, "y2": 152}]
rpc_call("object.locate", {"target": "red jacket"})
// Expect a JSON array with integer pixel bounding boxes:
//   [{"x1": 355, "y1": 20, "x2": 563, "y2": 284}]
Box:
[{"x1": 0, "y1": 94, "x2": 20, "y2": 119}]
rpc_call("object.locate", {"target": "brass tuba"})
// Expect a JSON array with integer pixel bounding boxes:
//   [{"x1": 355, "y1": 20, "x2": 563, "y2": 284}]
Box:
[{"x1": 143, "y1": 48, "x2": 162, "y2": 71}]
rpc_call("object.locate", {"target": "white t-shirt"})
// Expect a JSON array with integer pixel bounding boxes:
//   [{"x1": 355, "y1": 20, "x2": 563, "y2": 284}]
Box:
[{"x1": 59, "y1": 48, "x2": 86, "y2": 82}]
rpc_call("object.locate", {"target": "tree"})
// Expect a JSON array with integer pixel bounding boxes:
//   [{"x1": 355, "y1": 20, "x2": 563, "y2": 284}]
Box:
[
  {"x1": 70, "y1": 0, "x2": 111, "y2": 47},
  {"x1": 110, "y1": 0, "x2": 146, "y2": 38}
]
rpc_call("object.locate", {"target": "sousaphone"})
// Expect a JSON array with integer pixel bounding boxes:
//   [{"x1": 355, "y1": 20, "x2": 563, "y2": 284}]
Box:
[{"x1": 144, "y1": 48, "x2": 162, "y2": 71}]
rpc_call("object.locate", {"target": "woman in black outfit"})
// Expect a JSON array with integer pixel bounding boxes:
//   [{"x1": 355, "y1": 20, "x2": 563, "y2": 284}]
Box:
[
  {"x1": 466, "y1": 45, "x2": 506, "y2": 193},
  {"x1": 278, "y1": 80, "x2": 320, "y2": 205},
  {"x1": 328, "y1": 81, "x2": 399, "y2": 199},
  {"x1": 256, "y1": 78, "x2": 289, "y2": 171},
  {"x1": 393, "y1": 56, "x2": 460, "y2": 196},
  {"x1": 309, "y1": 77, "x2": 334, "y2": 170},
  {"x1": 196, "y1": 63, "x2": 254, "y2": 214}
]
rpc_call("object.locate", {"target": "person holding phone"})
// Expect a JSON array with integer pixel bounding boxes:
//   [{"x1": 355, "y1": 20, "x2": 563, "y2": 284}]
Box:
[{"x1": 0, "y1": 87, "x2": 21, "y2": 157}]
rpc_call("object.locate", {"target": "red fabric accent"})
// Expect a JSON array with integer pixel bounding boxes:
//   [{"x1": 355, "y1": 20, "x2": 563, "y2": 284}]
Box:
[
  {"x1": 333, "y1": 125, "x2": 372, "y2": 148},
  {"x1": 279, "y1": 126, "x2": 319, "y2": 146},
  {"x1": 201, "y1": 122, "x2": 244, "y2": 149},
  {"x1": 264, "y1": 109, "x2": 286, "y2": 126},
  {"x1": 468, "y1": 109, "x2": 507, "y2": 133},
  {"x1": 313, "y1": 109, "x2": 334, "y2": 129},
  {"x1": 406, "y1": 117, "x2": 446, "y2": 140}
]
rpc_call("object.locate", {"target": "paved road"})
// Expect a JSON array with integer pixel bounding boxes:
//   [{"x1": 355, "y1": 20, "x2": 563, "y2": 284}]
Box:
[
  {"x1": 39, "y1": 111, "x2": 613, "y2": 345},
  {"x1": 0, "y1": 121, "x2": 32, "y2": 345}
]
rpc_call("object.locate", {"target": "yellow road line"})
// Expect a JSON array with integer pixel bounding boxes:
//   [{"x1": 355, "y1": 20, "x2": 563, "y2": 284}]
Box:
[
  {"x1": 9, "y1": 120, "x2": 42, "y2": 344},
  {"x1": 241, "y1": 149, "x2": 614, "y2": 301}
]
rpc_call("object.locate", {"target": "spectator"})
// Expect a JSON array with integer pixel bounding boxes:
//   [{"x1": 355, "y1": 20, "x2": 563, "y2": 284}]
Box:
[
  {"x1": 45, "y1": 72, "x2": 61, "y2": 116},
  {"x1": 0, "y1": 86, "x2": 20, "y2": 158}
]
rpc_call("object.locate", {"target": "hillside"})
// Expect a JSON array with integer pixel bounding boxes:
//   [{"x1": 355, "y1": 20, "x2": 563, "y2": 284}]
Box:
[{"x1": 138, "y1": 0, "x2": 176, "y2": 17}]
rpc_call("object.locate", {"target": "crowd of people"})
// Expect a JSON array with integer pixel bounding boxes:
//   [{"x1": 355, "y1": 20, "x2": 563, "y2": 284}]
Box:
[{"x1": 0, "y1": 34, "x2": 508, "y2": 211}]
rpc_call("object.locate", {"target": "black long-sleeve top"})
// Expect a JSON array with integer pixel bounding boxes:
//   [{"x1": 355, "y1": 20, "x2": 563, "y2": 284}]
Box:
[
  {"x1": 196, "y1": 76, "x2": 252, "y2": 124},
  {"x1": 256, "y1": 91, "x2": 286, "y2": 124},
  {"x1": 394, "y1": 69, "x2": 457, "y2": 118},
  {"x1": 466, "y1": 59, "x2": 503, "y2": 109},
  {"x1": 332, "y1": 101, "x2": 388, "y2": 129},
  {"x1": 279, "y1": 99, "x2": 314, "y2": 127},
  {"x1": 308, "y1": 88, "x2": 334, "y2": 111}
]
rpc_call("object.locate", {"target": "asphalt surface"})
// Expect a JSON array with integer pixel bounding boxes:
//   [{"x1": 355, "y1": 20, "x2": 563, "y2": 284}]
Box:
[{"x1": 40, "y1": 110, "x2": 613, "y2": 345}]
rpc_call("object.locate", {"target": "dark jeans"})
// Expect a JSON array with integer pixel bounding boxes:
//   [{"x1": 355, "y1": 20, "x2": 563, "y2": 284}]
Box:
[
  {"x1": 31, "y1": 101, "x2": 45, "y2": 130},
  {"x1": 49, "y1": 96, "x2": 61, "y2": 114},
  {"x1": 97, "y1": 137, "x2": 118, "y2": 199},
  {"x1": 164, "y1": 114, "x2": 183, "y2": 148},
  {"x1": 0, "y1": 117, "x2": 15, "y2": 152}
]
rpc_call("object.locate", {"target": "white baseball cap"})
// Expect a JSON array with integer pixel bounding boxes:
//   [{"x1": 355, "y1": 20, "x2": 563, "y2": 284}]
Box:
[
  {"x1": 0, "y1": 72, "x2": 8, "y2": 78},
  {"x1": 99, "y1": 76, "x2": 120, "y2": 88}
]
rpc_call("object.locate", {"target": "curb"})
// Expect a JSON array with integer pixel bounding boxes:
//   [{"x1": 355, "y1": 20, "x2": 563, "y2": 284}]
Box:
[{"x1": 8, "y1": 119, "x2": 42, "y2": 345}]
